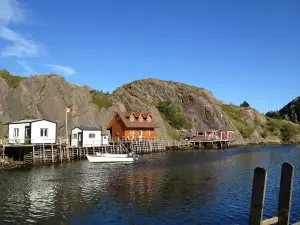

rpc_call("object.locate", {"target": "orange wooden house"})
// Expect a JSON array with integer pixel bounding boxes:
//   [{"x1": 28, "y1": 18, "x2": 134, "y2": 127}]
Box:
[{"x1": 107, "y1": 112, "x2": 159, "y2": 140}]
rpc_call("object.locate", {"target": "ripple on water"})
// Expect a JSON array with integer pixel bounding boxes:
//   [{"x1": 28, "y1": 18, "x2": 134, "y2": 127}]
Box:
[{"x1": 1, "y1": 147, "x2": 300, "y2": 224}]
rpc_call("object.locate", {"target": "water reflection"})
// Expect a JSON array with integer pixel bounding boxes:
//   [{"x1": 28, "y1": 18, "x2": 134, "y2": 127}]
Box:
[{"x1": 0, "y1": 145, "x2": 300, "y2": 224}]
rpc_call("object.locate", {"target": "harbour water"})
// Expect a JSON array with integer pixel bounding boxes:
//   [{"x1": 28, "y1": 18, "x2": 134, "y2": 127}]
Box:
[{"x1": 1, "y1": 145, "x2": 300, "y2": 224}]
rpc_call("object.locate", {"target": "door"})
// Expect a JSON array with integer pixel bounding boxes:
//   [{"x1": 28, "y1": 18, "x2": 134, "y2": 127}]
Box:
[
  {"x1": 138, "y1": 130, "x2": 143, "y2": 141},
  {"x1": 25, "y1": 126, "x2": 31, "y2": 144},
  {"x1": 78, "y1": 132, "x2": 83, "y2": 147}
]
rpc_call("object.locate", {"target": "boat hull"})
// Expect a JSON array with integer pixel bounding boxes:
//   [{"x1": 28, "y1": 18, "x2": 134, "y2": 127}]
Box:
[{"x1": 86, "y1": 154, "x2": 135, "y2": 163}]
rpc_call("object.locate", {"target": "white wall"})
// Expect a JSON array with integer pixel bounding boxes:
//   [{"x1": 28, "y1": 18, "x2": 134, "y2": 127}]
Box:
[
  {"x1": 8, "y1": 123, "x2": 28, "y2": 144},
  {"x1": 83, "y1": 130, "x2": 102, "y2": 147},
  {"x1": 71, "y1": 128, "x2": 82, "y2": 147},
  {"x1": 31, "y1": 120, "x2": 56, "y2": 144},
  {"x1": 102, "y1": 135, "x2": 109, "y2": 145}
]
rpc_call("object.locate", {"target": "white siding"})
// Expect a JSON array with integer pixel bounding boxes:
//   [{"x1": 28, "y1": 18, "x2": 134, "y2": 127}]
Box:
[
  {"x1": 71, "y1": 128, "x2": 82, "y2": 147},
  {"x1": 8, "y1": 123, "x2": 28, "y2": 144},
  {"x1": 83, "y1": 130, "x2": 102, "y2": 147},
  {"x1": 102, "y1": 135, "x2": 109, "y2": 145},
  {"x1": 31, "y1": 120, "x2": 56, "y2": 144}
]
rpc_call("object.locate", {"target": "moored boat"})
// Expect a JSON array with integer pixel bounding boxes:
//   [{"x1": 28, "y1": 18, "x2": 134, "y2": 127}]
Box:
[{"x1": 86, "y1": 153, "x2": 138, "y2": 163}]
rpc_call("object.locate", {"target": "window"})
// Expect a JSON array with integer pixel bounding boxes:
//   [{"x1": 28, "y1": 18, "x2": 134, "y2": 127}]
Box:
[
  {"x1": 197, "y1": 132, "x2": 204, "y2": 136},
  {"x1": 146, "y1": 130, "x2": 150, "y2": 136},
  {"x1": 40, "y1": 128, "x2": 48, "y2": 137},
  {"x1": 73, "y1": 134, "x2": 77, "y2": 139},
  {"x1": 139, "y1": 116, "x2": 143, "y2": 122},
  {"x1": 130, "y1": 115, "x2": 134, "y2": 121},
  {"x1": 89, "y1": 133, "x2": 95, "y2": 138},
  {"x1": 130, "y1": 130, "x2": 134, "y2": 136},
  {"x1": 103, "y1": 136, "x2": 107, "y2": 139},
  {"x1": 147, "y1": 117, "x2": 151, "y2": 122},
  {"x1": 13, "y1": 128, "x2": 19, "y2": 137}
]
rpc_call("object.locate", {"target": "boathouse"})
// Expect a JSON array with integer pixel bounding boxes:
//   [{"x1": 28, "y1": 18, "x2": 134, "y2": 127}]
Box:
[
  {"x1": 107, "y1": 112, "x2": 159, "y2": 140},
  {"x1": 194, "y1": 129, "x2": 234, "y2": 141},
  {"x1": 7, "y1": 119, "x2": 57, "y2": 144},
  {"x1": 70, "y1": 126, "x2": 108, "y2": 147}
]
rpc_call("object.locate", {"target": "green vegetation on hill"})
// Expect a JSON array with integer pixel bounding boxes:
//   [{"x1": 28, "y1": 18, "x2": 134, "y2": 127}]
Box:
[
  {"x1": 265, "y1": 110, "x2": 281, "y2": 119},
  {"x1": 0, "y1": 70, "x2": 26, "y2": 89},
  {"x1": 240, "y1": 101, "x2": 250, "y2": 107},
  {"x1": 90, "y1": 90, "x2": 113, "y2": 109},
  {"x1": 222, "y1": 104, "x2": 254, "y2": 138},
  {"x1": 157, "y1": 101, "x2": 192, "y2": 130},
  {"x1": 222, "y1": 103, "x2": 300, "y2": 142}
]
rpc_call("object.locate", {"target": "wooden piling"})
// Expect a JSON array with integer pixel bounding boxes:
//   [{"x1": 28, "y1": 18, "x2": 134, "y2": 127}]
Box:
[
  {"x1": 249, "y1": 162, "x2": 296, "y2": 225},
  {"x1": 249, "y1": 167, "x2": 267, "y2": 225}
]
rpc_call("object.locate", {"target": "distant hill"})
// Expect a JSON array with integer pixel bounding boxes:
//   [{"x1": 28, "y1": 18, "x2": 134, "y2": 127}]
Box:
[{"x1": 1, "y1": 69, "x2": 300, "y2": 144}]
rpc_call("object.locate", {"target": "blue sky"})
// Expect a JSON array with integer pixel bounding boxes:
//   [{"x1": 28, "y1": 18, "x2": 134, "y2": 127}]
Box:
[{"x1": 0, "y1": 0, "x2": 299, "y2": 113}]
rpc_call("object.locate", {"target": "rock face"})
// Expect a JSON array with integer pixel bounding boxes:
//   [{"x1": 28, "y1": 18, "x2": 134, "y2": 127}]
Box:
[
  {"x1": 279, "y1": 97, "x2": 300, "y2": 124},
  {"x1": 0, "y1": 71, "x2": 299, "y2": 144}
]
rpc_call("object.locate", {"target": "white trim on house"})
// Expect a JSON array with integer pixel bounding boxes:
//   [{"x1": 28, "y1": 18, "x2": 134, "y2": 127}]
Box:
[{"x1": 8, "y1": 119, "x2": 57, "y2": 144}]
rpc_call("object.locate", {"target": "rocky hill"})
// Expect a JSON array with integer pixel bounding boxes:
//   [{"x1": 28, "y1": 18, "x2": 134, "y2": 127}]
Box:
[
  {"x1": 278, "y1": 97, "x2": 300, "y2": 124},
  {"x1": 1, "y1": 70, "x2": 300, "y2": 144}
]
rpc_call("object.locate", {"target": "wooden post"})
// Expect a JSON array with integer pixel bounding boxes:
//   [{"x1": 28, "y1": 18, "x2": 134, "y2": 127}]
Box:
[
  {"x1": 249, "y1": 167, "x2": 267, "y2": 225},
  {"x1": 277, "y1": 162, "x2": 294, "y2": 225},
  {"x1": 51, "y1": 143, "x2": 54, "y2": 163}
]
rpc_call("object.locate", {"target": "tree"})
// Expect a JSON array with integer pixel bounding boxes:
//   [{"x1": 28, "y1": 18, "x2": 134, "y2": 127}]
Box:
[
  {"x1": 265, "y1": 110, "x2": 281, "y2": 119},
  {"x1": 240, "y1": 101, "x2": 250, "y2": 107}
]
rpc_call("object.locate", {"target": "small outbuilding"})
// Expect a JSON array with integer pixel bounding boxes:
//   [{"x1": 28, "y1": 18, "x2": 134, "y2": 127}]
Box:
[
  {"x1": 71, "y1": 127, "x2": 109, "y2": 147},
  {"x1": 8, "y1": 119, "x2": 57, "y2": 144}
]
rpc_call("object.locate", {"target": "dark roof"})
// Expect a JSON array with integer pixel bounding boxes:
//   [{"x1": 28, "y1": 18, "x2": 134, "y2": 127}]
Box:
[
  {"x1": 73, "y1": 126, "x2": 102, "y2": 131},
  {"x1": 117, "y1": 112, "x2": 159, "y2": 128}
]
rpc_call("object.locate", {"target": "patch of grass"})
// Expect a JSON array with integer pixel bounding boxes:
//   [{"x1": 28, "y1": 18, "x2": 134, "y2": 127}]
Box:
[
  {"x1": 122, "y1": 82, "x2": 133, "y2": 90},
  {"x1": 222, "y1": 104, "x2": 254, "y2": 138},
  {"x1": 0, "y1": 70, "x2": 26, "y2": 89},
  {"x1": 166, "y1": 124, "x2": 181, "y2": 140},
  {"x1": 90, "y1": 90, "x2": 113, "y2": 109}
]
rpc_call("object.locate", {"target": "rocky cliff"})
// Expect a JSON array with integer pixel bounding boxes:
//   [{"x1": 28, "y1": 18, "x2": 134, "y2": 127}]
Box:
[
  {"x1": 279, "y1": 97, "x2": 300, "y2": 124},
  {"x1": 1, "y1": 70, "x2": 299, "y2": 144}
]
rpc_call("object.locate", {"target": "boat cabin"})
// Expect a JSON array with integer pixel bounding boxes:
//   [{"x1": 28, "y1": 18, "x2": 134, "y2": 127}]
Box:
[
  {"x1": 71, "y1": 127, "x2": 108, "y2": 147},
  {"x1": 7, "y1": 119, "x2": 57, "y2": 144}
]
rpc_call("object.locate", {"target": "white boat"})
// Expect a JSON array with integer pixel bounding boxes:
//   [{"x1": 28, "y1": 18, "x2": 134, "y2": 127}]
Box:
[
  {"x1": 95, "y1": 152, "x2": 135, "y2": 158},
  {"x1": 86, "y1": 153, "x2": 138, "y2": 163}
]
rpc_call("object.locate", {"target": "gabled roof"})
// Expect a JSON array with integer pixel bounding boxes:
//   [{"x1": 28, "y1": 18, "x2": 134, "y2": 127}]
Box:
[
  {"x1": 72, "y1": 126, "x2": 102, "y2": 131},
  {"x1": 107, "y1": 112, "x2": 159, "y2": 129}
]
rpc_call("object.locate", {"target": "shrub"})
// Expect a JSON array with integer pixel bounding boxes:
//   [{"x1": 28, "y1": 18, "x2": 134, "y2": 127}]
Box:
[
  {"x1": 240, "y1": 101, "x2": 250, "y2": 107},
  {"x1": 90, "y1": 90, "x2": 113, "y2": 109},
  {"x1": 157, "y1": 101, "x2": 191, "y2": 130},
  {"x1": 265, "y1": 110, "x2": 281, "y2": 119},
  {"x1": 0, "y1": 70, "x2": 26, "y2": 88},
  {"x1": 281, "y1": 123, "x2": 296, "y2": 142}
]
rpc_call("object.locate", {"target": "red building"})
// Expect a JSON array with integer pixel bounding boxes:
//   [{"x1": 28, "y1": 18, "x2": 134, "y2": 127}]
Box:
[{"x1": 193, "y1": 129, "x2": 234, "y2": 141}]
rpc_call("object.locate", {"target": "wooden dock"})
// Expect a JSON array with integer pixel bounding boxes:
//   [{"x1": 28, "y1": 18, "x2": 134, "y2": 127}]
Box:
[{"x1": 1, "y1": 140, "x2": 166, "y2": 165}]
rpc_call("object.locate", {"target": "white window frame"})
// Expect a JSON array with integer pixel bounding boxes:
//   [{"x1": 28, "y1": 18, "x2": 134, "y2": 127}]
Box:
[
  {"x1": 73, "y1": 134, "x2": 77, "y2": 139},
  {"x1": 89, "y1": 133, "x2": 95, "y2": 138},
  {"x1": 40, "y1": 128, "x2": 48, "y2": 137},
  {"x1": 13, "y1": 128, "x2": 19, "y2": 137},
  {"x1": 130, "y1": 115, "x2": 135, "y2": 121},
  {"x1": 147, "y1": 117, "x2": 151, "y2": 122},
  {"x1": 139, "y1": 116, "x2": 143, "y2": 122},
  {"x1": 146, "y1": 130, "x2": 150, "y2": 136},
  {"x1": 130, "y1": 130, "x2": 134, "y2": 136}
]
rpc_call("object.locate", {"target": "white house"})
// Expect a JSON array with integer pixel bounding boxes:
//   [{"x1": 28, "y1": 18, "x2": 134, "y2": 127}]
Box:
[
  {"x1": 71, "y1": 127, "x2": 109, "y2": 147},
  {"x1": 8, "y1": 119, "x2": 57, "y2": 144}
]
